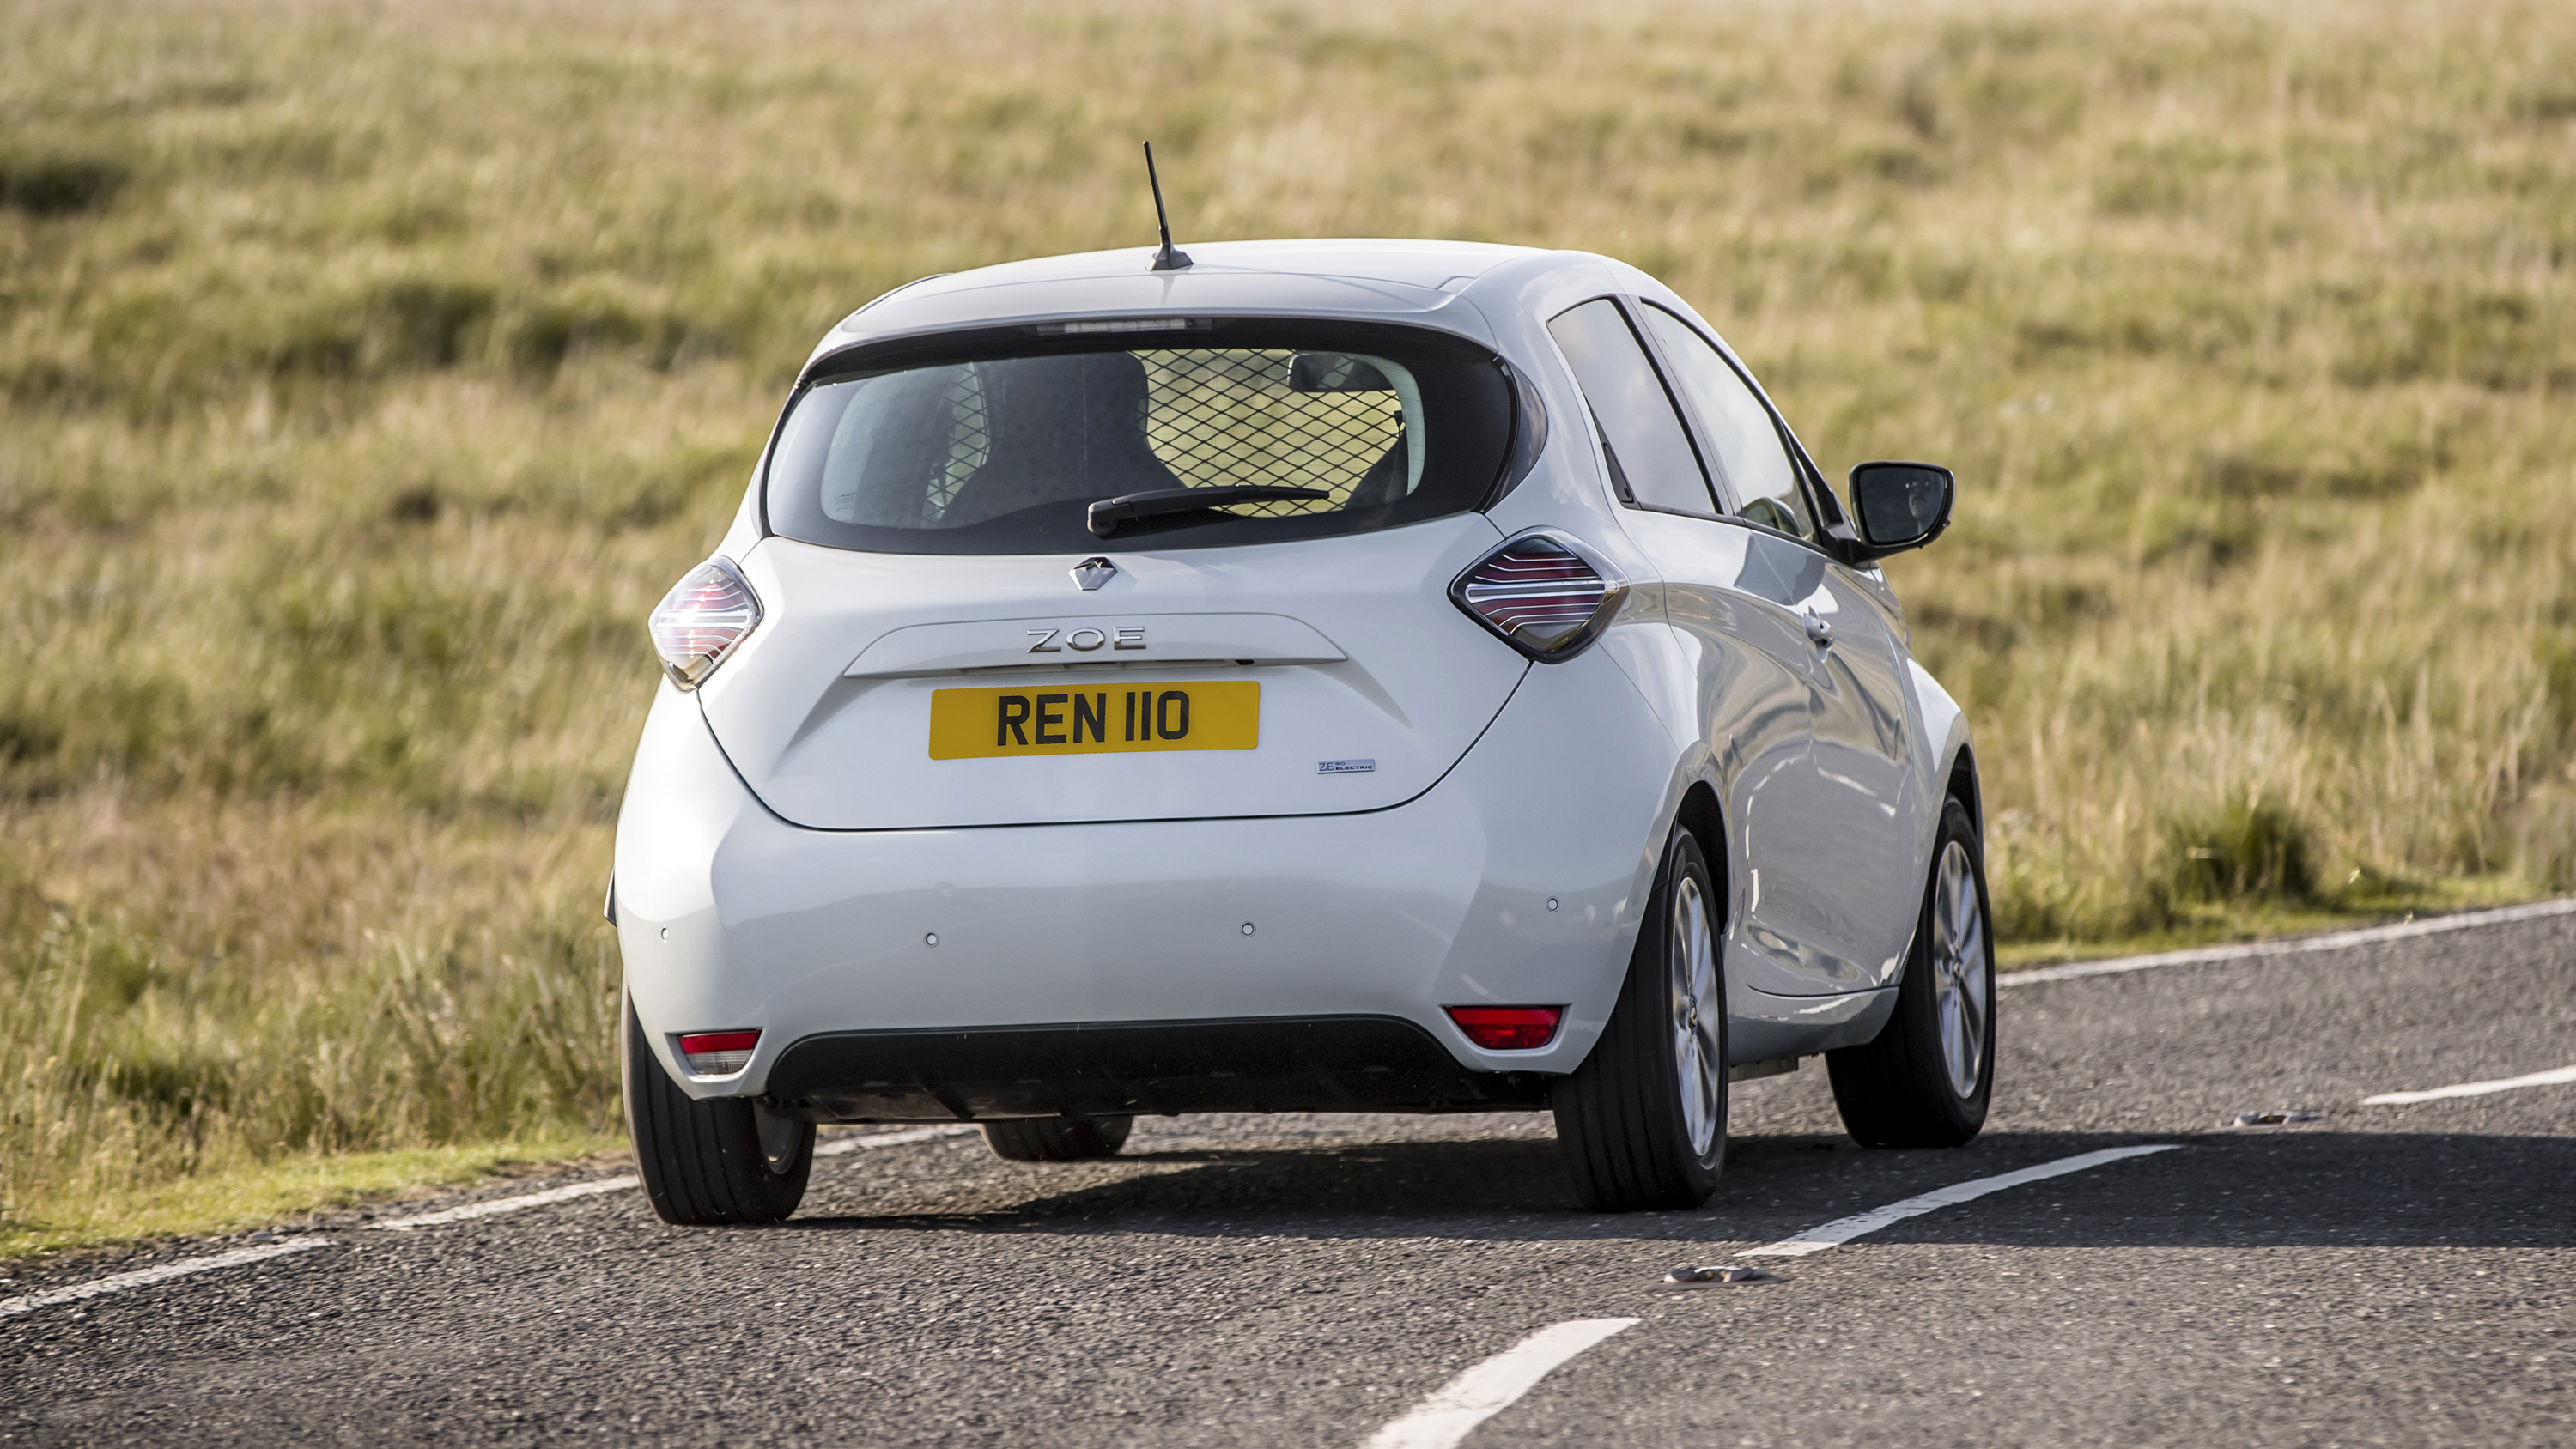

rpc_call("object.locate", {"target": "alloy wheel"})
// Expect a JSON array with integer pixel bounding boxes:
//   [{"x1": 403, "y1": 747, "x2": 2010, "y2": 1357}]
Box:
[
  {"x1": 1668, "y1": 873, "x2": 1724, "y2": 1155},
  {"x1": 1931, "y1": 839, "x2": 1990, "y2": 1100}
]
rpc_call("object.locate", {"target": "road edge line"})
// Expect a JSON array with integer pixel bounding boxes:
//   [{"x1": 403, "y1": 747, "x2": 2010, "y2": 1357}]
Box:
[
  {"x1": 365, "y1": 1124, "x2": 968, "y2": 1228},
  {"x1": 1, "y1": 1237, "x2": 333, "y2": 1319},
  {"x1": 813, "y1": 1125, "x2": 978, "y2": 1156},
  {"x1": 1999, "y1": 897, "x2": 2576, "y2": 987},
  {"x1": 369, "y1": 1176, "x2": 640, "y2": 1232}
]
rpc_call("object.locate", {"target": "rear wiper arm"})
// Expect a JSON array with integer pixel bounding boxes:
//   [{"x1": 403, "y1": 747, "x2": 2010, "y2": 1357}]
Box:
[{"x1": 1087, "y1": 486, "x2": 1328, "y2": 539}]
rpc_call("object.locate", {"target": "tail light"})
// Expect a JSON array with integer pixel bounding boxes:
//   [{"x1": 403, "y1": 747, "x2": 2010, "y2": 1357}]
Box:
[
  {"x1": 678, "y1": 1030, "x2": 760, "y2": 1075},
  {"x1": 1449, "y1": 531, "x2": 1627, "y2": 661},
  {"x1": 1445, "y1": 1006, "x2": 1564, "y2": 1051},
  {"x1": 648, "y1": 557, "x2": 762, "y2": 689}
]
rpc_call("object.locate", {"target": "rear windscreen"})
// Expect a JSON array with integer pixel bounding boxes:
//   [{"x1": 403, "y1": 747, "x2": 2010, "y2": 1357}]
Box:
[{"x1": 763, "y1": 320, "x2": 1516, "y2": 554}]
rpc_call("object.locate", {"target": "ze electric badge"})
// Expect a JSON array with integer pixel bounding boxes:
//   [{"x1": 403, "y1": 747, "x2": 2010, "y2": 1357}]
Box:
[{"x1": 927, "y1": 682, "x2": 1260, "y2": 760}]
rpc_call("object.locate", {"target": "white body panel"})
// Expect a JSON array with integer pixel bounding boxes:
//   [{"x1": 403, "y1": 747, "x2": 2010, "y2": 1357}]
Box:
[
  {"x1": 616, "y1": 634, "x2": 1676, "y2": 1097},
  {"x1": 614, "y1": 238, "x2": 1972, "y2": 1109}
]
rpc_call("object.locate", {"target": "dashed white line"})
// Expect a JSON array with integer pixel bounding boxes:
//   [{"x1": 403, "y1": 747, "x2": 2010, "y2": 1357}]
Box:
[
  {"x1": 815, "y1": 1125, "x2": 979, "y2": 1156},
  {"x1": 1, "y1": 1238, "x2": 333, "y2": 1319},
  {"x1": 1741, "y1": 1144, "x2": 2182, "y2": 1258},
  {"x1": 1999, "y1": 896, "x2": 2576, "y2": 986},
  {"x1": 1347, "y1": 1145, "x2": 2172, "y2": 1440},
  {"x1": 2362, "y1": 1064, "x2": 2576, "y2": 1105},
  {"x1": 1360, "y1": 1318, "x2": 1640, "y2": 1449}
]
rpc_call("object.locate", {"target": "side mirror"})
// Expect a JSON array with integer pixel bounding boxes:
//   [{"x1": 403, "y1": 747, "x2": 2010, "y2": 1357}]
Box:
[{"x1": 1845, "y1": 461, "x2": 1954, "y2": 559}]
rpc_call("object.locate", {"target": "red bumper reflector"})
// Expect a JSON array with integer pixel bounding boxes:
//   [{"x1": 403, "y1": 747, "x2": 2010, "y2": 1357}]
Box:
[
  {"x1": 1444, "y1": 1006, "x2": 1564, "y2": 1051},
  {"x1": 678, "y1": 1030, "x2": 761, "y2": 1076},
  {"x1": 678, "y1": 1031, "x2": 760, "y2": 1054}
]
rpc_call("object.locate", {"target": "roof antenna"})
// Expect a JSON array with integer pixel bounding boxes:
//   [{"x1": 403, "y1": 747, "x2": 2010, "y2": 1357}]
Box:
[{"x1": 1143, "y1": 142, "x2": 1192, "y2": 272}]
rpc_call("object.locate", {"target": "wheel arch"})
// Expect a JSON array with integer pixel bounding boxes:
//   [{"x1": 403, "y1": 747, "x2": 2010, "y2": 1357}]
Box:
[
  {"x1": 1907, "y1": 655, "x2": 1978, "y2": 846},
  {"x1": 1946, "y1": 742, "x2": 1983, "y2": 839},
  {"x1": 1674, "y1": 779, "x2": 1728, "y2": 892},
  {"x1": 1666, "y1": 774, "x2": 1733, "y2": 978}
]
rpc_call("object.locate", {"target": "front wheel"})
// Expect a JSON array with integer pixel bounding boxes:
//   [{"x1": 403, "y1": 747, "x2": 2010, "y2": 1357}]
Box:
[
  {"x1": 623, "y1": 996, "x2": 814, "y2": 1225},
  {"x1": 1551, "y1": 823, "x2": 1727, "y2": 1212},
  {"x1": 1826, "y1": 796, "x2": 1996, "y2": 1148}
]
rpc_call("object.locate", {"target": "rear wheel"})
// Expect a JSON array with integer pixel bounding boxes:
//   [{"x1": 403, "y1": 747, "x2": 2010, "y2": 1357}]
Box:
[
  {"x1": 1826, "y1": 796, "x2": 1995, "y2": 1148},
  {"x1": 1551, "y1": 823, "x2": 1727, "y2": 1212},
  {"x1": 623, "y1": 996, "x2": 814, "y2": 1225},
  {"x1": 981, "y1": 1115, "x2": 1134, "y2": 1162}
]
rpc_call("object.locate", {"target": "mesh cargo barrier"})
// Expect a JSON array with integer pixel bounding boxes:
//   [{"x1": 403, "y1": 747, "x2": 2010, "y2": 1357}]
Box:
[
  {"x1": 1134, "y1": 349, "x2": 1412, "y2": 515},
  {"x1": 895, "y1": 349, "x2": 1416, "y2": 524}
]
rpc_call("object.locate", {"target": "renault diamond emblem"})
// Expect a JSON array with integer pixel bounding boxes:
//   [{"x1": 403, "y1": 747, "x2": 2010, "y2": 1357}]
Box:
[{"x1": 1072, "y1": 556, "x2": 1117, "y2": 591}]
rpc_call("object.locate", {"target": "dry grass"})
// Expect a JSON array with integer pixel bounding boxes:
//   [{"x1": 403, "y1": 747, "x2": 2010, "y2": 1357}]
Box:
[{"x1": 4, "y1": 0, "x2": 2573, "y2": 1253}]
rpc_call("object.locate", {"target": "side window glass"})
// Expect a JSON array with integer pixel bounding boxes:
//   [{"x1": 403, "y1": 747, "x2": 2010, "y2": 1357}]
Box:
[
  {"x1": 1640, "y1": 306, "x2": 1816, "y2": 541},
  {"x1": 1545, "y1": 299, "x2": 1717, "y2": 518}
]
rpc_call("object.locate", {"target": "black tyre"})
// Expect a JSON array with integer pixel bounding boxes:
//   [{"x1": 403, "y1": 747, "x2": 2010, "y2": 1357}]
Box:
[
  {"x1": 981, "y1": 1115, "x2": 1134, "y2": 1162},
  {"x1": 1552, "y1": 823, "x2": 1728, "y2": 1212},
  {"x1": 1826, "y1": 796, "x2": 1996, "y2": 1148},
  {"x1": 623, "y1": 995, "x2": 813, "y2": 1225}
]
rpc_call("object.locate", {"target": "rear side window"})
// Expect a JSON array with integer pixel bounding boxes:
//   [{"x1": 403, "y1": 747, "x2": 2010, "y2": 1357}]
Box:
[
  {"x1": 1638, "y1": 305, "x2": 1816, "y2": 541},
  {"x1": 764, "y1": 320, "x2": 1513, "y2": 555},
  {"x1": 1545, "y1": 299, "x2": 1717, "y2": 518}
]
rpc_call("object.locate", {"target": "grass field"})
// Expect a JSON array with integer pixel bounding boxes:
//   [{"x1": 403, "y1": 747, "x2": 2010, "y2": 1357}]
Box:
[{"x1": 5, "y1": 0, "x2": 2573, "y2": 1256}]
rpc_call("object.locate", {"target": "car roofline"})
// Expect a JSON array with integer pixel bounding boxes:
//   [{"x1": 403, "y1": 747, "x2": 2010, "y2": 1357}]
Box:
[
  {"x1": 797, "y1": 306, "x2": 1525, "y2": 388},
  {"x1": 806, "y1": 239, "x2": 1560, "y2": 365}
]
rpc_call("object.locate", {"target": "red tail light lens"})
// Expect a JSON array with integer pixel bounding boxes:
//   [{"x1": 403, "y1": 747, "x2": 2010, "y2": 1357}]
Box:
[
  {"x1": 649, "y1": 557, "x2": 762, "y2": 689},
  {"x1": 1445, "y1": 1006, "x2": 1564, "y2": 1051},
  {"x1": 1449, "y1": 531, "x2": 1627, "y2": 661},
  {"x1": 678, "y1": 1030, "x2": 761, "y2": 1075}
]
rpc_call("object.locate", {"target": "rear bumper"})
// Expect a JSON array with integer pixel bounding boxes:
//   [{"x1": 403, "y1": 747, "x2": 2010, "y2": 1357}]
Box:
[
  {"x1": 766, "y1": 1016, "x2": 1551, "y2": 1122},
  {"x1": 612, "y1": 644, "x2": 1680, "y2": 1100}
]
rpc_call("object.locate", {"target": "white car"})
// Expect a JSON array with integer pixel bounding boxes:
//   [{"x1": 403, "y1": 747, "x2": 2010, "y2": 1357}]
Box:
[{"x1": 611, "y1": 239, "x2": 1990, "y2": 1222}]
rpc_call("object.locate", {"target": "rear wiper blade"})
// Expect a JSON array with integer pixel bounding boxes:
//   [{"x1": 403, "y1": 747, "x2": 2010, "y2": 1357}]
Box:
[{"x1": 1087, "y1": 486, "x2": 1328, "y2": 539}]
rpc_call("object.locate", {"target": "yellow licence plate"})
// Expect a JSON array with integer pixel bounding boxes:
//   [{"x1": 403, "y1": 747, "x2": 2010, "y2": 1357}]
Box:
[{"x1": 928, "y1": 682, "x2": 1259, "y2": 760}]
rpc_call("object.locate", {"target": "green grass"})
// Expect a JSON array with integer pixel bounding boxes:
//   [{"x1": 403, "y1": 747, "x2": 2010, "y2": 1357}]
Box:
[
  {"x1": 0, "y1": 1132, "x2": 623, "y2": 1262},
  {"x1": 1992, "y1": 874, "x2": 2542, "y2": 971},
  {"x1": 5, "y1": 0, "x2": 2574, "y2": 1255}
]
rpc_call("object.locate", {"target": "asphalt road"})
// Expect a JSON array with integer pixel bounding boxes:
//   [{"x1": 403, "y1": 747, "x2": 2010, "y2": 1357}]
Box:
[{"x1": 5, "y1": 906, "x2": 2570, "y2": 1446}]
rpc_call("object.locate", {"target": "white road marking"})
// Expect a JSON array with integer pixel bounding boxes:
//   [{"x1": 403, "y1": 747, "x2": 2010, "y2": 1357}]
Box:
[
  {"x1": 0, "y1": 1123, "x2": 966, "y2": 1325},
  {"x1": 369, "y1": 1176, "x2": 640, "y2": 1231},
  {"x1": 1999, "y1": 896, "x2": 2576, "y2": 986},
  {"x1": 815, "y1": 1125, "x2": 979, "y2": 1156},
  {"x1": 12, "y1": 1124, "x2": 970, "y2": 1315},
  {"x1": 1, "y1": 1237, "x2": 333, "y2": 1319},
  {"x1": 1741, "y1": 1145, "x2": 2181, "y2": 1258},
  {"x1": 344, "y1": 1126, "x2": 970, "y2": 1229},
  {"x1": 2362, "y1": 1064, "x2": 2576, "y2": 1105},
  {"x1": 1361, "y1": 1318, "x2": 1639, "y2": 1449}
]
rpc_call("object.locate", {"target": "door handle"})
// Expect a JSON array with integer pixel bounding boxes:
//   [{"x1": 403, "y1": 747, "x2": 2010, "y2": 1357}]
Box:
[{"x1": 1803, "y1": 612, "x2": 1835, "y2": 646}]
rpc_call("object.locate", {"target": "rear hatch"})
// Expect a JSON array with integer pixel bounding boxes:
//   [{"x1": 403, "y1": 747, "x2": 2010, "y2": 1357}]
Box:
[
  {"x1": 699, "y1": 524, "x2": 1521, "y2": 829},
  {"x1": 689, "y1": 314, "x2": 1531, "y2": 830}
]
